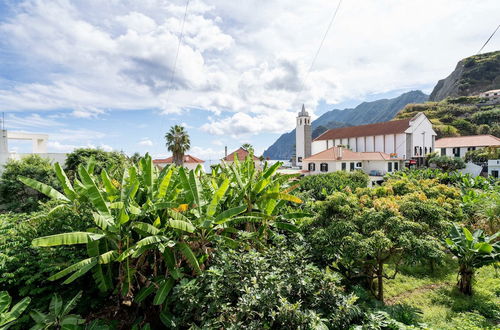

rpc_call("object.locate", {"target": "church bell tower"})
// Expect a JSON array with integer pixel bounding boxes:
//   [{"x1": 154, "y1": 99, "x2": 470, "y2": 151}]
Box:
[{"x1": 296, "y1": 104, "x2": 311, "y2": 167}]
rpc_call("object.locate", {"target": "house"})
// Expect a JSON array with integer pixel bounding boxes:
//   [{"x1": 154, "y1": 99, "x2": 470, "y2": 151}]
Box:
[
  {"x1": 153, "y1": 154, "x2": 204, "y2": 170},
  {"x1": 302, "y1": 146, "x2": 402, "y2": 176},
  {"x1": 479, "y1": 89, "x2": 500, "y2": 104},
  {"x1": 222, "y1": 147, "x2": 260, "y2": 167},
  {"x1": 302, "y1": 112, "x2": 436, "y2": 167},
  {"x1": 435, "y1": 135, "x2": 500, "y2": 158},
  {"x1": 488, "y1": 159, "x2": 500, "y2": 178}
]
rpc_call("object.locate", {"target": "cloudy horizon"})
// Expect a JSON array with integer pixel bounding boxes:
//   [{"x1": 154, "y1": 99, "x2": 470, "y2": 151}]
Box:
[{"x1": 0, "y1": 0, "x2": 499, "y2": 159}]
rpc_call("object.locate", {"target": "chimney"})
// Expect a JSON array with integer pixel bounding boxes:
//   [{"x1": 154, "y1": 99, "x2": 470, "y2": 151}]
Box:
[{"x1": 224, "y1": 146, "x2": 227, "y2": 157}]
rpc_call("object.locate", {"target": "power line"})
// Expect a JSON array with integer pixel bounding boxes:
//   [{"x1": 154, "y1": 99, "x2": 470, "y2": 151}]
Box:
[
  {"x1": 164, "y1": 0, "x2": 190, "y2": 109},
  {"x1": 293, "y1": 0, "x2": 343, "y2": 108},
  {"x1": 477, "y1": 23, "x2": 500, "y2": 55}
]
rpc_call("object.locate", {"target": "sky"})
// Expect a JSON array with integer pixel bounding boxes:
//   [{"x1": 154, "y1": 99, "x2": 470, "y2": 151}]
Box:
[{"x1": 0, "y1": 0, "x2": 499, "y2": 163}]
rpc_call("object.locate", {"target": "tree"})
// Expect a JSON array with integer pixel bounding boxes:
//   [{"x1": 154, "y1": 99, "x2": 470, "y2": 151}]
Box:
[
  {"x1": 445, "y1": 225, "x2": 499, "y2": 295},
  {"x1": 64, "y1": 148, "x2": 127, "y2": 179},
  {"x1": 0, "y1": 155, "x2": 60, "y2": 212},
  {"x1": 241, "y1": 143, "x2": 254, "y2": 154},
  {"x1": 429, "y1": 156, "x2": 465, "y2": 172},
  {"x1": 165, "y1": 125, "x2": 190, "y2": 166}
]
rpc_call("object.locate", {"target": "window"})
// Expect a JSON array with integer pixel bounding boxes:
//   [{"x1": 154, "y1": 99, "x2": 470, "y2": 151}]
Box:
[
  {"x1": 424, "y1": 147, "x2": 428, "y2": 154},
  {"x1": 414, "y1": 146, "x2": 419, "y2": 156},
  {"x1": 452, "y1": 148, "x2": 460, "y2": 157},
  {"x1": 441, "y1": 148, "x2": 446, "y2": 156},
  {"x1": 355, "y1": 162, "x2": 362, "y2": 168},
  {"x1": 308, "y1": 163, "x2": 315, "y2": 171},
  {"x1": 350, "y1": 162, "x2": 355, "y2": 171},
  {"x1": 341, "y1": 162, "x2": 346, "y2": 171},
  {"x1": 467, "y1": 147, "x2": 476, "y2": 151},
  {"x1": 320, "y1": 163, "x2": 328, "y2": 172},
  {"x1": 394, "y1": 162, "x2": 399, "y2": 171},
  {"x1": 419, "y1": 147, "x2": 423, "y2": 156},
  {"x1": 492, "y1": 170, "x2": 499, "y2": 178},
  {"x1": 388, "y1": 162, "x2": 393, "y2": 172},
  {"x1": 298, "y1": 157, "x2": 302, "y2": 162}
]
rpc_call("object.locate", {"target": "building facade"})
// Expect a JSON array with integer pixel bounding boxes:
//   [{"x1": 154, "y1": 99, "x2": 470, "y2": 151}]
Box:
[
  {"x1": 435, "y1": 135, "x2": 500, "y2": 158},
  {"x1": 222, "y1": 147, "x2": 260, "y2": 167},
  {"x1": 295, "y1": 104, "x2": 311, "y2": 167},
  {"x1": 310, "y1": 113, "x2": 436, "y2": 166},
  {"x1": 303, "y1": 146, "x2": 402, "y2": 176}
]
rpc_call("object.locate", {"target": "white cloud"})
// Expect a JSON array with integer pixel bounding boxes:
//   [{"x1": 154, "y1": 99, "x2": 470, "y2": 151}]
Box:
[
  {"x1": 0, "y1": 0, "x2": 499, "y2": 138},
  {"x1": 138, "y1": 138, "x2": 154, "y2": 146},
  {"x1": 5, "y1": 114, "x2": 64, "y2": 129},
  {"x1": 48, "y1": 141, "x2": 113, "y2": 152},
  {"x1": 190, "y1": 146, "x2": 225, "y2": 160}
]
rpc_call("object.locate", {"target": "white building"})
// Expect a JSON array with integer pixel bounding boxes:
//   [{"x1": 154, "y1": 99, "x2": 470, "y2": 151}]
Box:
[
  {"x1": 488, "y1": 159, "x2": 500, "y2": 178},
  {"x1": 303, "y1": 146, "x2": 402, "y2": 176},
  {"x1": 0, "y1": 130, "x2": 67, "y2": 170},
  {"x1": 308, "y1": 112, "x2": 436, "y2": 166},
  {"x1": 479, "y1": 89, "x2": 500, "y2": 104},
  {"x1": 295, "y1": 105, "x2": 312, "y2": 167},
  {"x1": 435, "y1": 135, "x2": 500, "y2": 158},
  {"x1": 153, "y1": 154, "x2": 205, "y2": 171}
]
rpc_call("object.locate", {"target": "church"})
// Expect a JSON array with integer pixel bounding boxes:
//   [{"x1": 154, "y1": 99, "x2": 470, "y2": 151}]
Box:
[{"x1": 295, "y1": 105, "x2": 436, "y2": 175}]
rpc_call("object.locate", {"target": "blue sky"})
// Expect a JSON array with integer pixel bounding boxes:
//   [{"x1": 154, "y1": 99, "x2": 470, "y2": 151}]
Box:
[{"x1": 0, "y1": 0, "x2": 499, "y2": 161}]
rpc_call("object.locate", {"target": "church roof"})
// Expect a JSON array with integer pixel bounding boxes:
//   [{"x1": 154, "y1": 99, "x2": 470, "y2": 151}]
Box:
[
  {"x1": 314, "y1": 118, "x2": 412, "y2": 141},
  {"x1": 298, "y1": 104, "x2": 309, "y2": 117}
]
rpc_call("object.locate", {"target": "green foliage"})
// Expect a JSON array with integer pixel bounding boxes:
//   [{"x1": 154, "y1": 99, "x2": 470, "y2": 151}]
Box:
[
  {"x1": 22, "y1": 154, "x2": 304, "y2": 325},
  {"x1": 305, "y1": 177, "x2": 458, "y2": 302},
  {"x1": 428, "y1": 156, "x2": 465, "y2": 172},
  {"x1": 396, "y1": 96, "x2": 500, "y2": 138},
  {"x1": 30, "y1": 292, "x2": 84, "y2": 329},
  {"x1": 0, "y1": 291, "x2": 30, "y2": 330},
  {"x1": 169, "y1": 242, "x2": 361, "y2": 329},
  {"x1": 298, "y1": 171, "x2": 369, "y2": 200},
  {"x1": 465, "y1": 146, "x2": 500, "y2": 163},
  {"x1": 444, "y1": 225, "x2": 499, "y2": 295},
  {"x1": 0, "y1": 155, "x2": 59, "y2": 212},
  {"x1": 64, "y1": 148, "x2": 127, "y2": 179}
]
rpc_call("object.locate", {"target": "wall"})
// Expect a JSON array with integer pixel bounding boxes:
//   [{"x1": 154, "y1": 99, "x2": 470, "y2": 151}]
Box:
[
  {"x1": 407, "y1": 114, "x2": 435, "y2": 157},
  {"x1": 436, "y1": 146, "x2": 484, "y2": 158}
]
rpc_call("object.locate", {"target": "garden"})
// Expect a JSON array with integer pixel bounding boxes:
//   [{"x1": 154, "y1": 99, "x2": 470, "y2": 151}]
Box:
[{"x1": 0, "y1": 149, "x2": 498, "y2": 329}]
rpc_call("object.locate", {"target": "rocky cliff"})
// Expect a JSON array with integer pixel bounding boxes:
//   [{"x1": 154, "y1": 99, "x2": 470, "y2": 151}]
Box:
[{"x1": 429, "y1": 50, "x2": 500, "y2": 101}]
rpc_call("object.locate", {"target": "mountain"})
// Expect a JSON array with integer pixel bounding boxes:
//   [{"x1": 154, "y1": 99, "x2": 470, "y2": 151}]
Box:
[
  {"x1": 263, "y1": 90, "x2": 428, "y2": 160},
  {"x1": 429, "y1": 50, "x2": 500, "y2": 101}
]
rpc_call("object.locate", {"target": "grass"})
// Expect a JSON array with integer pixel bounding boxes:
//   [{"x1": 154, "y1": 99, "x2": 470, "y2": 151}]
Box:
[{"x1": 383, "y1": 258, "x2": 500, "y2": 329}]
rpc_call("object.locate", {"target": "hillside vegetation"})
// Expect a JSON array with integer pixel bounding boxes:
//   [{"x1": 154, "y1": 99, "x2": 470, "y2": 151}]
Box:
[
  {"x1": 396, "y1": 96, "x2": 500, "y2": 138},
  {"x1": 429, "y1": 50, "x2": 500, "y2": 101}
]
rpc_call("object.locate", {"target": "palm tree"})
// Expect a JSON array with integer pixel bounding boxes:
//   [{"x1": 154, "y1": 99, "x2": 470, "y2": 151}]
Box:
[
  {"x1": 242, "y1": 143, "x2": 254, "y2": 154},
  {"x1": 165, "y1": 125, "x2": 191, "y2": 166}
]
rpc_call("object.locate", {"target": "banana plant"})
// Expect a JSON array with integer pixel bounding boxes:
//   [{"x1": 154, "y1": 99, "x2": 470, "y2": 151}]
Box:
[
  {"x1": 0, "y1": 292, "x2": 30, "y2": 330},
  {"x1": 30, "y1": 292, "x2": 84, "y2": 330},
  {"x1": 20, "y1": 154, "x2": 305, "y2": 318},
  {"x1": 445, "y1": 224, "x2": 500, "y2": 295}
]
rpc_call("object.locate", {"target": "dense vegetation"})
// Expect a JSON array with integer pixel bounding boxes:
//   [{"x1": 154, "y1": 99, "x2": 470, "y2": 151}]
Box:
[
  {"x1": 0, "y1": 153, "x2": 498, "y2": 329},
  {"x1": 396, "y1": 96, "x2": 500, "y2": 138}
]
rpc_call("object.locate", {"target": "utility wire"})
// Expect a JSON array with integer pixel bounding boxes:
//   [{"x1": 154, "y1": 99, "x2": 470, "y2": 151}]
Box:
[
  {"x1": 293, "y1": 0, "x2": 342, "y2": 108},
  {"x1": 477, "y1": 23, "x2": 500, "y2": 55},
  {"x1": 164, "y1": 0, "x2": 190, "y2": 109}
]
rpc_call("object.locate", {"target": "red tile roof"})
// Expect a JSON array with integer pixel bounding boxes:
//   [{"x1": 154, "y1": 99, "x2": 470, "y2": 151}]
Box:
[
  {"x1": 314, "y1": 118, "x2": 411, "y2": 141},
  {"x1": 304, "y1": 146, "x2": 400, "y2": 161},
  {"x1": 153, "y1": 154, "x2": 205, "y2": 164},
  {"x1": 435, "y1": 135, "x2": 500, "y2": 148},
  {"x1": 223, "y1": 147, "x2": 259, "y2": 161}
]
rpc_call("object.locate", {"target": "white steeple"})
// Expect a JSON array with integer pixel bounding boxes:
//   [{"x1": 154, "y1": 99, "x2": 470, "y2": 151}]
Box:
[{"x1": 295, "y1": 104, "x2": 311, "y2": 167}]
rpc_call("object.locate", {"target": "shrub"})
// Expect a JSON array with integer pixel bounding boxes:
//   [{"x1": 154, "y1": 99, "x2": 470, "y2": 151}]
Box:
[
  {"x1": 168, "y1": 242, "x2": 362, "y2": 329},
  {"x1": 299, "y1": 171, "x2": 369, "y2": 200},
  {"x1": 465, "y1": 147, "x2": 500, "y2": 163},
  {"x1": 429, "y1": 156, "x2": 465, "y2": 172},
  {"x1": 64, "y1": 148, "x2": 127, "y2": 179},
  {"x1": 0, "y1": 155, "x2": 60, "y2": 212}
]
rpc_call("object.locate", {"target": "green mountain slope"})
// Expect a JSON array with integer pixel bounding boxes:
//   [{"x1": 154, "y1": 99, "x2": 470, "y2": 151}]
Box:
[
  {"x1": 396, "y1": 96, "x2": 500, "y2": 138},
  {"x1": 263, "y1": 90, "x2": 428, "y2": 160},
  {"x1": 429, "y1": 51, "x2": 500, "y2": 101}
]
